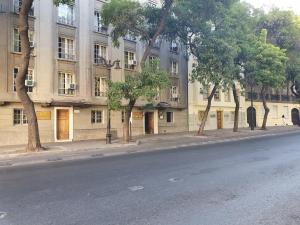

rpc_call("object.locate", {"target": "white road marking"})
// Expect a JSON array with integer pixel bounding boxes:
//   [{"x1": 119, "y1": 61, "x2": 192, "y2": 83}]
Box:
[
  {"x1": 0, "y1": 212, "x2": 7, "y2": 219},
  {"x1": 128, "y1": 186, "x2": 144, "y2": 192}
]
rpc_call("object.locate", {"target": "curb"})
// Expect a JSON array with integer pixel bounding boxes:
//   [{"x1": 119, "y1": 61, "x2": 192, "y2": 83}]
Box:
[{"x1": 0, "y1": 130, "x2": 299, "y2": 168}]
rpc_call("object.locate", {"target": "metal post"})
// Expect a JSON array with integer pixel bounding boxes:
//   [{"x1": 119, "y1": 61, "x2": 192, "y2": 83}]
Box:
[
  {"x1": 250, "y1": 83, "x2": 254, "y2": 131},
  {"x1": 106, "y1": 67, "x2": 112, "y2": 144}
]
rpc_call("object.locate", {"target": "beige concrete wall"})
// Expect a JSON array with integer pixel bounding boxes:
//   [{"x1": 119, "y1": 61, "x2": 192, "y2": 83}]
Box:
[
  {"x1": 0, "y1": 103, "x2": 54, "y2": 146},
  {"x1": 245, "y1": 101, "x2": 300, "y2": 127}
]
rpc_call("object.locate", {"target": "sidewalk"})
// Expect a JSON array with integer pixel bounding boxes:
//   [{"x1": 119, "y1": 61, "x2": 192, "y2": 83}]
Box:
[{"x1": 0, "y1": 126, "x2": 299, "y2": 167}]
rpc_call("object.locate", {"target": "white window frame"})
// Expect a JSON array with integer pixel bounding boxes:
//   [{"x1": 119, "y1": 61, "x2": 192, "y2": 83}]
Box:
[
  {"x1": 171, "y1": 86, "x2": 179, "y2": 102},
  {"x1": 95, "y1": 77, "x2": 107, "y2": 97},
  {"x1": 58, "y1": 72, "x2": 76, "y2": 95},
  {"x1": 91, "y1": 110, "x2": 103, "y2": 124},
  {"x1": 124, "y1": 51, "x2": 136, "y2": 70},
  {"x1": 94, "y1": 11, "x2": 107, "y2": 33},
  {"x1": 171, "y1": 60, "x2": 178, "y2": 74},
  {"x1": 214, "y1": 90, "x2": 221, "y2": 101},
  {"x1": 58, "y1": 37, "x2": 75, "y2": 60},
  {"x1": 13, "y1": 109, "x2": 28, "y2": 125},
  {"x1": 94, "y1": 44, "x2": 107, "y2": 64},
  {"x1": 13, "y1": 67, "x2": 34, "y2": 93}
]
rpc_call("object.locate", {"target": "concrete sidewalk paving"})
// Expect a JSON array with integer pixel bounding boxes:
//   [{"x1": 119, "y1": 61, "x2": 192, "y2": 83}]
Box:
[{"x1": 0, "y1": 126, "x2": 299, "y2": 167}]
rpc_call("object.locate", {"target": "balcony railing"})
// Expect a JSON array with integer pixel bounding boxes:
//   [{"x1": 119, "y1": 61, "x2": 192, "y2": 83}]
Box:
[
  {"x1": 246, "y1": 92, "x2": 298, "y2": 102},
  {"x1": 57, "y1": 16, "x2": 74, "y2": 26},
  {"x1": 94, "y1": 25, "x2": 108, "y2": 34},
  {"x1": 58, "y1": 53, "x2": 75, "y2": 60}
]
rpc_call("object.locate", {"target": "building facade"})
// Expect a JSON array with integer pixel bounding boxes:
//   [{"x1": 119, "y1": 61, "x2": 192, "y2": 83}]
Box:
[
  {"x1": 188, "y1": 55, "x2": 300, "y2": 131},
  {"x1": 244, "y1": 86, "x2": 300, "y2": 127},
  {"x1": 0, "y1": 0, "x2": 189, "y2": 146}
]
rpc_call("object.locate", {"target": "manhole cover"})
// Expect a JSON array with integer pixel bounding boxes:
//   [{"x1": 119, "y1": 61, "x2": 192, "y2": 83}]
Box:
[
  {"x1": 0, "y1": 212, "x2": 7, "y2": 219},
  {"x1": 128, "y1": 186, "x2": 144, "y2": 192}
]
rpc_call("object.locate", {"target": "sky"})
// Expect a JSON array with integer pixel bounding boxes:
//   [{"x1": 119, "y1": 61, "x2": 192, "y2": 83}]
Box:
[{"x1": 243, "y1": 0, "x2": 300, "y2": 14}]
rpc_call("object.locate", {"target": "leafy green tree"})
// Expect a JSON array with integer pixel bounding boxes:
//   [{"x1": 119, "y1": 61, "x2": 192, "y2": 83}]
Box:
[
  {"x1": 175, "y1": 0, "x2": 238, "y2": 135},
  {"x1": 108, "y1": 61, "x2": 170, "y2": 142},
  {"x1": 244, "y1": 30, "x2": 287, "y2": 130},
  {"x1": 101, "y1": 0, "x2": 174, "y2": 143},
  {"x1": 257, "y1": 9, "x2": 300, "y2": 98},
  {"x1": 17, "y1": 0, "x2": 73, "y2": 151}
]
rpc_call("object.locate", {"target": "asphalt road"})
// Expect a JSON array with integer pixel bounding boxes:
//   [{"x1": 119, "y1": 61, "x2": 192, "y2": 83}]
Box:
[{"x1": 1, "y1": 133, "x2": 300, "y2": 225}]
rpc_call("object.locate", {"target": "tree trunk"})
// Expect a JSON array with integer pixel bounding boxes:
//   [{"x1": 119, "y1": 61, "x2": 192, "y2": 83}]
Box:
[
  {"x1": 261, "y1": 86, "x2": 269, "y2": 130},
  {"x1": 232, "y1": 83, "x2": 240, "y2": 132},
  {"x1": 123, "y1": 100, "x2": 136, "y2": 143},
  {"x1": 17, "y1": 0, "x2": 42, "y2": 152},
  {"x1": 140, "y1": 0, "x2": 174, "y2": 67},
  {"x1": 197, "y1": 85, "x2": 217, "y2": 136}
]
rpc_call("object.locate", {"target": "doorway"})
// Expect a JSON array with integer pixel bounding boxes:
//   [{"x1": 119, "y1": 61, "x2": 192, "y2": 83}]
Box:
[
  {"x1": 145, "y1": 112, "x2": 154, "y2": 134},
  {"x1": 291, "y1": 108, "x2": 300, "y2": 125},
  {"x1": 247, "y1": 107, "x2": 257, "y2": 128},
  {"x1": 217, "y1": 111, "x2": 223, "y2": 129},
  {"x1": 56, "y1": 109, "x2": 70, "y2": 141}
]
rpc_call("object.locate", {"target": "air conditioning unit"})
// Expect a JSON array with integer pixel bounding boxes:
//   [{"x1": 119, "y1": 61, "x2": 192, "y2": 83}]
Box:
[
  {"x1": 129, "y1": 60, "x2": 137, "y2": 66},
  {"x1": 68, "y1": 83, "x2": 76, "y2": 90},
  {"x1": 172, "y1": 93, "x2": 178, "y2": 98},
  {"x1": 25, "y1": 80, "x2": 34, "y2": 87},
  {"x1": 29, "y1": 41, "x2": 34, "y2": 48}
]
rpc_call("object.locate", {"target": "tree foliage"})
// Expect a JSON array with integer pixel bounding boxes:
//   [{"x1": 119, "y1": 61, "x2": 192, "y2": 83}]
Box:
[{"x1": 107, "y1": 60, "x2": 170, "y2": 111}]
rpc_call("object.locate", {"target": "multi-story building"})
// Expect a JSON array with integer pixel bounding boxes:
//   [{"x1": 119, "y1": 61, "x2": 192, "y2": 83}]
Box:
[
  {"x1": 0, "y1": 0, "x2": 189, "y2": 146},
  {"x1": 188, "y1": 55, "x2": 300, "y2": 131}
]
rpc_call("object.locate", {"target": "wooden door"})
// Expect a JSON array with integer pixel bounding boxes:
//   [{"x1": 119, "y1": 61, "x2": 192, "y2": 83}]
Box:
[
  {"x1": 148, "y1": 112, "x2": 154, "y2": 134},
  {"x1": 145, "y1": 112, "x2": 154, "y2": 134},
  {"x1": 57, "y1": 109, "x2": 69, "y2": 140},
  {"x1": 217, "y1": 111, "x2": 223, "y2": 129}
]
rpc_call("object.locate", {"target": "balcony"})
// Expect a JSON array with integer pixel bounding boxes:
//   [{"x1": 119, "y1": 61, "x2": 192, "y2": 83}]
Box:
[
  {"x1": 94, "y1": 25, "x2": 108, "y2": 34},
  {"x1": 14, "y1": 4, "x2": 34, "y2": 16},
  {"x1": 58, "y1": 53, "x2": 75, "y2": 61},
  {"x1": 57, "y1": 16, "x2": 74, "y2": 26}
]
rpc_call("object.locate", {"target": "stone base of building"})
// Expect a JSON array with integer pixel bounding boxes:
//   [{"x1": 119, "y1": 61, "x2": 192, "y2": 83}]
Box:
[
  {"x1": 0, "y1": 102, "x2": 188, "y2": 146},
  {"x1": 188, "y1": 105, "x2": 248, "y2": 132}
]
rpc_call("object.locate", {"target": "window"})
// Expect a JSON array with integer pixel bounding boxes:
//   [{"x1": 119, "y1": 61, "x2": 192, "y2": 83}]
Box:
[
  {"x1": 94, "y1": 11, "x2": 107, "y2": 33},
  {"x1": 94, "y1": 44, "x2": 107, "y2": 64},
  {"x1": 13, "y1": 28, "x2": 34, "y2": 52},
  {"x1": 171, "y1": 60, "x2": 178, "y2": 74},
  {"x1": 58, "y1": 37, "x2": 75, "y2": 60},
  {"x1": 124, "y1": 51, "x2": 136, "y2": 70},
  {"x1": 57, "y1": 4, "x2": 74, "y2": 26},
  {"x1": 121, "y1": 111, "x2": 125, "y2": 123},
  {"x1": 13, "y1": 28, "x2": 21, "y2": 52},
  {"x1": 224, "y1": 89, "x2": 231, "y2": 102},
  {"x1": 214, "y1": 90, "x2": 220, "y2": 101},
  {"x1": 58, "y1": 72, "x2": 75, "y2": 95},
  {"x1": 170, "y1": 41, "x2": 178, "y2": 52},
  {"x1": 13, "y1": 68, "x2": 34, "y2": 92},
  {"x1": 201, "y1": 87, "x2": 209, "y2": 100},
  {"x1": 170, "y1": 86, "x2": 179, "y2": 102},
  {"x1": 95, "y1": 77, "x2": 107, "y2": 97},
  {"x1": 91, "y1": 110, "x2": 103, "y2": 124},
  {"x1": 166, "y1": 112, "x2": 174, "y2": 123},
  {"x1": 13, "y1": 109, "x2": 27, "y2": 125},
  {"x1": 14, "y1": 0, "x2": 34, "y2": 16}
]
